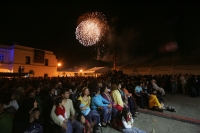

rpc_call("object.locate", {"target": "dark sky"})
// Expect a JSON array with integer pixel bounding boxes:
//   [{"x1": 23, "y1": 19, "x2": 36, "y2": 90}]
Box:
[{"x1": 0, "y1": 1, "x2": 200, "y2": 70}]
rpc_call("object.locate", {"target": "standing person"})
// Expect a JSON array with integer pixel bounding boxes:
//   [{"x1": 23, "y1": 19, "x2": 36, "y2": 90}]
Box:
[
  {"x1": 180, "y1": 74, "x2": 187, "y2": 94},
  {"x1": 51, "y1": 89, "x2": 83, "y2": 133},
  {"x1": 54, "y1": 97, "x2": 72, "y2": 133},
  {"x1": 170, "y1": 75, "x2": 177, "y2": 94}
]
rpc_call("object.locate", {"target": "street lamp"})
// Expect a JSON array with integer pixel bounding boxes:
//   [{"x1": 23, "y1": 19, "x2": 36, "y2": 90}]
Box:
[
  {"x1": 57, "y1": 63, "x2": 62, "y2": 76},
  {"x1": 79, "y1": 69, "x2": 83, "y2": 76},
  {"x1": 58, "y1": 63, "x2": 61, "y2": 67}
]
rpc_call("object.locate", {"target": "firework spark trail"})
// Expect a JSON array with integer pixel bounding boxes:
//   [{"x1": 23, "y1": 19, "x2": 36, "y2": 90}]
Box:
[{"x1": 75, "y1": 12, "x2": 109, "y2": 47}]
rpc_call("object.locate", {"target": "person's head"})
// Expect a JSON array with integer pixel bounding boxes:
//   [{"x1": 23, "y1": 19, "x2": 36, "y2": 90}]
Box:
[
  {"x1": 93, "y1": 87, "x2": 101, "y2": 95},
  {"x1": 151, "y1": 79, "x2": 155, "y2": 83},
  {"x1": 81, "y1": 87, "x2": 89, "y2": 96},
  {"x1": 2, "y1": 92, "x2": 13, "y2": 105},
  {"x1": 101, "y1": 86, "x2": 108, "y2": 93},
  {"x1": 55, "y1": 84, "x2": 58, "y2": 89},
  {"x1": 25, "y1": 88, "x2": 35, "y2": 97},
  {"x1": 107, "y1": 82, "x2": 111, "y2": 87},
  {"x1": 122, "y1": 108, "x2": 131, "y2": 122},
  {"x1": 55, "y1": 97, "x2": 64, "y2": 106},
  {"x1": 0, "y1": 101, "x2": 4, "y2": 114},
  {"x1": 49, "y1": 88, "x2": 55, "y2": 95},
  {"x1": 61, "y1": 89, "x2": 70, "y2": 99},
  {"x1": 139, "y1": 82, "x2": 143, "y2": 86},
  {"x1": 76, "y1": 113, "x2": 86, "y2": 124},
  {"x1": 35, "y1": 87, "x2": 40, "y2": 93},
  {"x1": 58, "y1": 82, "x2": 62, "y2": 88},
  {"x1": 152, "y1": 90, "x2": 157, "y2": 95},
  {"x1": 111, "y1": 83, "x2": 118, "y2": 91},
  {"x1": 118, "y1": 84, "x2": 121, "y2": 89},
  {"x1": 30, "y1": 108, "x2": 41, "y2": 120}
]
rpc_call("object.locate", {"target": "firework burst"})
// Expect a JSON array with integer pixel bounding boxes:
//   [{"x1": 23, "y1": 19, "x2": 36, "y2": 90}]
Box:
[{"x1": 75, "y1": 12, "x2": 109, "y2": 47}]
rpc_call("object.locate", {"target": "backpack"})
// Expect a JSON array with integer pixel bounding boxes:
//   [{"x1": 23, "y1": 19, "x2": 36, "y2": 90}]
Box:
[{"x1": 24, "y1": 123, "x2": 43, "y2": 133}]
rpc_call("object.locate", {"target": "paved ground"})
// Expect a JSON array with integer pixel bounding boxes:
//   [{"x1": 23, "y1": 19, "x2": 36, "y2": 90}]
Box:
[{"x1": 100, "y1": 93, "x2": 200, "y2": 133}]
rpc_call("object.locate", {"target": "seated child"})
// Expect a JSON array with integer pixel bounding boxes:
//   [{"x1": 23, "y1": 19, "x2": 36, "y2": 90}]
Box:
[
  {"x1": 77, "y1": 114, "x2": 93, "y2": 133},
  {"x1": 120, "y1": 108, "x2": 155, "y2": 133},
  {"x1": 55, "y1": 97, "x2": 72, "y2": 133},
  {"x1": 77, "y1": 100, "x2": 101, "y2": 126}
]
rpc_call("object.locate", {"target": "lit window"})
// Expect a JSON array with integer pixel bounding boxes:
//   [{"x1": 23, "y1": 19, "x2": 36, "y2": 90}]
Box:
[{"x1": 0, "y1": 54, "x2": 4, "y2": 63}]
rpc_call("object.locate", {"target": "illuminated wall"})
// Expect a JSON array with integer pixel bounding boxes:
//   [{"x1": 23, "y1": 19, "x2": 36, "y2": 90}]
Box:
[{"x1": 0, "y1": 44, "x2": 58, "y2": 77}]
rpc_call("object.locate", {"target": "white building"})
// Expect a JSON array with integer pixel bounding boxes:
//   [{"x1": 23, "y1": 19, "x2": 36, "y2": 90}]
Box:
[{"x1": 0, "y1": 44, "x2": 58, "y2": 77}]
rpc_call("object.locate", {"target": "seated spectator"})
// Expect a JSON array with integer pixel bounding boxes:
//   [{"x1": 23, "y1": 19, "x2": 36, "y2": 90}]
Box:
[
  {"x1": 149, "y1": 90, "x2": 164, "y2": 112},
  {"x1": 69, "y1": 88, "x2": 78, "y2": 104},
  {"x1": 101, "y1": 86, "x2": 118, "y2": 126},
  {"x1": 78, "y1": 87, "x2": 91, "y2": 110},
  {"x1": 54, "y1": 97, "x2": 73, "y2": 133},
  {"x1": 2, "y1": 92, "x2": 19, "y2": 114},
  {"x1": 111, "y1": 83, "x2": 126, "y2": 112},
  {"x1": 76, "y1": 113, "x2": 93, "y2": 133},
  {"x1": 13, "y1": 97, "x2": 39, "y2": 133},
  {"x1": 51, "y1": 89, "x2": 83, "y2": 133},
  {"x1": 43, "y1": 87, "x2": 56, "y2": 122},
  {"x1": 77, "y1": 100, "x2": 101, "y2": 127},
  {"x1": 121, "y1": 84, "x2": 138, "y2": 116},
  {"x1": 134, "y1": 82, "x2": 149, "y2": 109},
  {"x1": 91, "y1": 87, "x2": 112, "y2": 127},
  {"x1": 119, "y1": 108, "x2": 155, "y2": 133},
  {"x1": 0, "y1": 101, "x2": 13, "y2": 133},
  {"x1": 24, "y1": 108, "x2": 43, "y2": 133}
]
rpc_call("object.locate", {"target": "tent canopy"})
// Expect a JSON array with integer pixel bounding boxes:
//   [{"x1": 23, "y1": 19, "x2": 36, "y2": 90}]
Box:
[{"x1": 83, "y1": 67, "x2": 110, "y2": 74}]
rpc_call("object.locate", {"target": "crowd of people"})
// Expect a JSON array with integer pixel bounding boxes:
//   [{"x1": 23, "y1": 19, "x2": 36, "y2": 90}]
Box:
[{"x1": 0, "y1": 70, "x2": 200, "y2": 133}]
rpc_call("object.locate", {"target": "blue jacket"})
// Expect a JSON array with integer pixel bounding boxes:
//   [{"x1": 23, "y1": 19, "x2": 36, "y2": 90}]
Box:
[{"x1": 91, "y1": 94, "x2": 110, "y2": 110}]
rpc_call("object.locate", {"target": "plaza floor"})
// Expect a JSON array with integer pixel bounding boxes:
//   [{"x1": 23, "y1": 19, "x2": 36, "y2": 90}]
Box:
[{"x1": 100, "y1": 93, "x2": 200, "y2": 133}]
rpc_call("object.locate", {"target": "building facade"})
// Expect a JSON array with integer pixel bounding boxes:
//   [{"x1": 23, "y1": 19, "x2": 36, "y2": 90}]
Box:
[{"x1": 0, "y1": 44, "x2": 58, "y2": 77}]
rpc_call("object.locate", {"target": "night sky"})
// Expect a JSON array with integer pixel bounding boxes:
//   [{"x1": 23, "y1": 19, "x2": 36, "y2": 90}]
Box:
[{"x1": 0, "y1": 1, "x2": 200, "y2": 70}]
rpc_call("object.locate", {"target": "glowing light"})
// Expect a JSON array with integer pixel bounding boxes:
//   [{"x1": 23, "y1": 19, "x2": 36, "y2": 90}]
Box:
[
  {"x1": 57, "y1": 63, "x2": 62, "y2": 67},
  {"x1": 75, "y1": 12, "x2": 109, "y2": 46},
  {"x1": 80, "y1": 69, "x2": 83, "y2": 72}
]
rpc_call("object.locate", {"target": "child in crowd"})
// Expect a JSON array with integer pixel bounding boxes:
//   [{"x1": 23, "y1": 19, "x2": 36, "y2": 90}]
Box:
[
  {"x1": 119, "y1": 108, "x2": 155, "y2": 133},
  {"x1": 55, "y1": 97, "x2": 73, "y2": 133},
  {"x1": 77, "y1": 100, "x2": 101, "y2": 127},
  {"x1": 77, "y1": 113, "x2": 93, "y2": 133}
]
